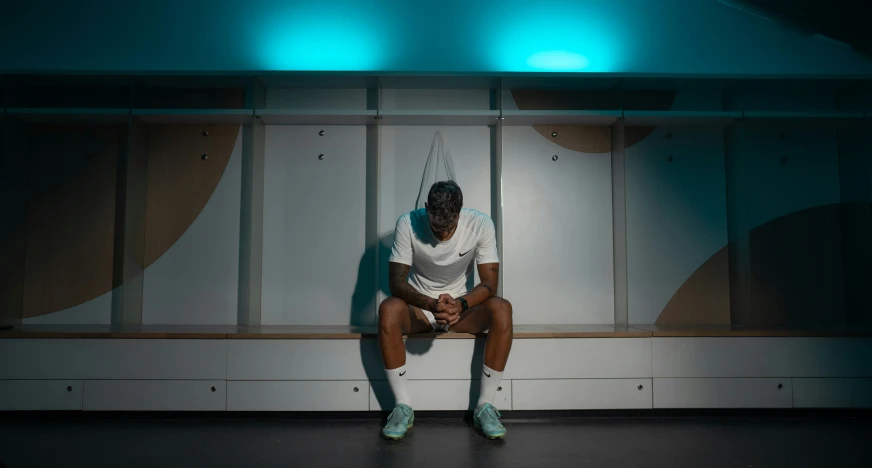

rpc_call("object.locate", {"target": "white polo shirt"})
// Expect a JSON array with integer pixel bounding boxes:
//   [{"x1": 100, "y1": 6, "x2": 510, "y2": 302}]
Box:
[{"x1": 388, "y1": 208, "x2": 499, "y2": 299}]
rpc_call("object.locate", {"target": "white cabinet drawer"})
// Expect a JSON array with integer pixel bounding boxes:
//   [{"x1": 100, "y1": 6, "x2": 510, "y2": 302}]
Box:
[
  {"x1": 0, "y1": 339, "x2": 83, "y2": 379},
  {"x1": 0, "y1": 380, "x2": 83, "y2": 410},
  {"x1": 227, "y1": 381, "x2": 369, "y2": 411},
  {"x1": 398, "y1": 339, "x2": 479, "y2": 380},
  {"x1": 653, "y1": 338, "x2": 872, "y2": 378},
  {"x1": 789, "y1": 339, "x2": 872, "y2": 378},
  {"x1": 512, "y1": 379, "x2": 652, "y2": 410},
  {"x1": 505, "y1": 338, "x2": 652, "y2": 379},
  {"x1": 227, "y1": 340, "x2": 369, "y2": 380},
  {"x1": 370, "y1": 380, "x2": 512, "y2": 411},
  {"x1": 793, "y1": 378, "x2": 872, "y2": 408},
  {"x1": 0, "y1": 339, "x2": 226, "y2": 380},
  {"x1": 653, "y1": 378, "x2": 792, "y2": 408},
  {"x1": 652, "y1": 338, "x2": 796, "y2": 378},
  {"x1": 83, "y1": 380, "x2": 226, "y2": 411}
]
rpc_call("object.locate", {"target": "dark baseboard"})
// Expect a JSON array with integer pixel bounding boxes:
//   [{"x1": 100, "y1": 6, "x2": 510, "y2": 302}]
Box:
[{"x1": 2, "y1": 408, "x2": 871, "y2": 423}]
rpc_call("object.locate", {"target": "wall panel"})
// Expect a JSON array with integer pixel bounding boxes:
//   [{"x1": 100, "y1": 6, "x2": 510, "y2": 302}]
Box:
[
  {"x1": 142, "y1": 126, "x2": 242, "y2": 325},
  {"x1": 262, "y1": 125, "x2": 367, "y2": 325},
  {"x1": 22, "y1": 125, "x2": 124, "y2": 319},
  {"x1": 626, "y1": 125, "x2": 729, "y2": 325},
  {"x1": 725, "y1": 121, "x2": 843, "y2": 326},
  {"x1": 0, "y1": 122, "x2": 29, "y2": 326},
  {"x1": 502, "y1": 126, "x2": 614, "y2": 324}
]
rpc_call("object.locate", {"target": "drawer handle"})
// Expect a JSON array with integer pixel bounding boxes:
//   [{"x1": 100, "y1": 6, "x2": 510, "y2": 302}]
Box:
[
  {"x1": 353, "y1": 387, "x2": 360, "y2": 392},
  {"x1": 498, "y1": 386, "x2": 502, "y2": 392},
  {"x1": 211, "y1": 386, "x2": 217, "y2": 392},
  {"x1": 66, "y1": 386, "x2": 73, "y2": 392},
  {"x1": 638, "y1": 385, "x2": 644, "y2": 391},
  {"x1": 777, "y1": 383, "x2": 783, "y2": 390}
]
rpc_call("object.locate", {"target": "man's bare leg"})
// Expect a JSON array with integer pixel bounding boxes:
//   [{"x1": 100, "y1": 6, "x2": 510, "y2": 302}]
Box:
[
  {"x1": 377, "y1": 297, "x2": 433, "y2": 369},
  {"x1": 451, "y1": 296, "x2": 513, "y2": 439},
  {"x1": 377, "y1": 297, "x2": 434, "y2": 440},
  {"x1": 451, "y1": 296, "x2": 514, "y2": 371}
]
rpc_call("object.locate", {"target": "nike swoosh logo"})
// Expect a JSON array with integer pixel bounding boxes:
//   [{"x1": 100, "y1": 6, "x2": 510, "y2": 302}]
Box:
[
  {"x1": 459, "y1": 250, "x2": 472, "y2": 257},
  {"x1": 483, "y1": 371, "x2": 491, "y2": 378},
  {"x1": 399, "y1": 371, "x2": 406, "y2": 377}
]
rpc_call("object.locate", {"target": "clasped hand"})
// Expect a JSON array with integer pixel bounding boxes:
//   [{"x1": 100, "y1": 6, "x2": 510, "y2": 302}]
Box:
[{"x1": 432, "y1": 294, "x2": 462, "y2": 327}]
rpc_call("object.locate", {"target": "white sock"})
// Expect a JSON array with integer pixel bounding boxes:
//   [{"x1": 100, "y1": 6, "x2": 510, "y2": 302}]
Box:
[
  {"x1": 477, "y1": 365, "x2": 503, "y2": 407},
  {"x1": 385, "y1": 365, "x2": 412, "y2": 407}
]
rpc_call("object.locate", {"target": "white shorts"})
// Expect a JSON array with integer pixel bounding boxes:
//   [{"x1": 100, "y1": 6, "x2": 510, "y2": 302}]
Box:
[{"x1": 421, "y1": 309, "x2": 451, "y2": 332}]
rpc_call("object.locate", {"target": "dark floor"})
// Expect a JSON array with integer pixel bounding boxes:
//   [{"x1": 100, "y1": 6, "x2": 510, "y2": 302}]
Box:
[{"x1": 1, "y1": 413, "x2": 871, "y2": 468}]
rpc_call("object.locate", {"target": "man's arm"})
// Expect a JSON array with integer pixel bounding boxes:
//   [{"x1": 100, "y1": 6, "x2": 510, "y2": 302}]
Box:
[
  {"x1": 388, "y1": 262, "x2": 438, "y2": 311},
  {"x1": 461, "y1": 263, "x2": 499, "y2": 309}
]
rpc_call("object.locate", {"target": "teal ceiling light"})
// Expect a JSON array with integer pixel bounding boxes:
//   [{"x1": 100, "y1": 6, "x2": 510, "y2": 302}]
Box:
[
  {"x1": 489, "y1": 3, "x2": 621, "y2": 72},
  {"x1": 526, "y1": 50, "x2": 590, "y2": 71},
  {"x1": 254, "y1": 2, "x2": 385, "y2": 71}
]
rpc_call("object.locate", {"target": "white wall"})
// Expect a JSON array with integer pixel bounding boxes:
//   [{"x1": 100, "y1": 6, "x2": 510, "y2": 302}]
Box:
[
  {"x1": 380, "y1": 90, "x2": 490, "y2": 111},
  {"x1": 142, "y1": 130, "x2": 243, "y2": 325},
  {"x1": 261, "y1": 125, "x2": 368, "y2": 325},
  {"x1": 502, "y1": 126, "x2": 614, "y2": 324},
  {"x1": 726, "y1": 121, "x2": 840, "y2": 232},
  {"x1": 266, "y1": 89, "x2": 367, "y2": 110},
  {"x1": 625, "y1": 125, "x2": 728, "y2": 324},
  {"x1": 22, "y1": 288, "x2": 114, "y2": 325}
]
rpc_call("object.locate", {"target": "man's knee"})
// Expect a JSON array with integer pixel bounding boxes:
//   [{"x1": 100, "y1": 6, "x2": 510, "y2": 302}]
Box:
[
  {"x1": 378, "y1": 297, "x2": 407, "y2": 331},
  {"x1": 487, "y1": 297, "x2": 513, "y2": 327}
]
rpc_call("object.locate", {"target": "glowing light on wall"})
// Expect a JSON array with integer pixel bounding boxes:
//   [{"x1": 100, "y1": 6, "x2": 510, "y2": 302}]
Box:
[
  {"x1": 526, "y1": 51, "x2": 590, "y2": 71},
  {"x1": 254, "y1": 3, "x2": 385, "y2": 71},
  {"x1": 486, "y1": 3, "x2": 624, "y2": 72}
]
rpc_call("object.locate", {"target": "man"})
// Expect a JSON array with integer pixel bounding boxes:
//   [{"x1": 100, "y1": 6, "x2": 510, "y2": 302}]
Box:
[{"x1": 378, "y1": 180, "x2": 513, "y2": 440}]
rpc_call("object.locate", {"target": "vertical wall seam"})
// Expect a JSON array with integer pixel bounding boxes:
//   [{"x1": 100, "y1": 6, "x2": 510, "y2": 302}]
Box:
[
  {"x1": 492, "y1": 120, "x2": 504, "y2": 297},
  {"x1": 611, "y1": 121, "x2": 628, "y2": 326}
]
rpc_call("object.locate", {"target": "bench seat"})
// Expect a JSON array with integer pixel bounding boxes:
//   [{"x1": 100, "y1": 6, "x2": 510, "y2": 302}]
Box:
[{"x1": 3, "y1": 324, "x2": 870, "y2": 339}]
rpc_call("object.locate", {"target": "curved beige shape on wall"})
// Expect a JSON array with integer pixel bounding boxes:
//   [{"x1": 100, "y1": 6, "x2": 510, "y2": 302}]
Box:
[
  {"x1": 144, "y1": 125, "x2": 239, "y2": 267},
  {"x1": 22, "y1": 125, "x2": 124, "y2": 318},
  {"x1": 531, "y1": 125, "x2": 662, "y2": 153},
  {"x1": 655, "y1": 246, "x2": 731, "y2": 325},
  {"x1": 20, "y1": 125, "x2": 239, "y2": 318},
  {"x1": 510, "y1": 89, "x2": 675, "y2": 153},
  {"x1": 654, "y1": 204, "x2": 855, "y2": 326}
]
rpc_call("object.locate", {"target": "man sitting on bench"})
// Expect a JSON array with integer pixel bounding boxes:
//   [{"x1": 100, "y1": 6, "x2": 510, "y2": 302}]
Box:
[{"x1": 378, "y1": 180, "x2": 513, "y2": 440}]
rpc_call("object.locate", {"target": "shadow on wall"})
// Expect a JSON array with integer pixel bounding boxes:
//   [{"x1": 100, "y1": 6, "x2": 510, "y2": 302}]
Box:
[{"x1": 351, "y1": 232, "x2": 442, "y2": 411}]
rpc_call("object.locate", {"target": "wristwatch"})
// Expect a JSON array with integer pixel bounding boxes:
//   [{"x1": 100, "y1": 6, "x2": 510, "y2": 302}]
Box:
[{"x1": 459, "y1": 297, "x2": 469, "y2": 311}]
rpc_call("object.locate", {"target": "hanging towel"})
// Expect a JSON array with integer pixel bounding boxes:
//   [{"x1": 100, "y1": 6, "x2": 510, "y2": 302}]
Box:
[{"x1": 415, "y1": 130, "x2": 457, "y2": 210}]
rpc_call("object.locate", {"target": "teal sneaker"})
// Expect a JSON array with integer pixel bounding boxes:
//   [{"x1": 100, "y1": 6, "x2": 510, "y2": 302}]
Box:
[
  {"x1": 381, "y1": 404, "x2": 414, "y2": 440},
  {"x1": 474, "y1": 403, "x2": 506, "y2": 439}
]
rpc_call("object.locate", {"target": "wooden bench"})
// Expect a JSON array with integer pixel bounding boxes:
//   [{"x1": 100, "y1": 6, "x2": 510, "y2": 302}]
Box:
[{"x1": 2, "y1": 324, "x2": 870, "y2": 339}]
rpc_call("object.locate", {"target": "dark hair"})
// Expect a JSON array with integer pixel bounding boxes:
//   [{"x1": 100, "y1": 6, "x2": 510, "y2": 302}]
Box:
[{"x1": 427, "y1": 180, "x2": 463, "y2": 225}]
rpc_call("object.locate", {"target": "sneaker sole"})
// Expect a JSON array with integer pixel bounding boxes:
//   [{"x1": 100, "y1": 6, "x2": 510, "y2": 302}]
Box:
[
  {"x1": 381, "y1": 422, "x2": 413, "y2": 440},
  {"x1": 474, "y1": 421, "x2": 506, "y2": 440}
]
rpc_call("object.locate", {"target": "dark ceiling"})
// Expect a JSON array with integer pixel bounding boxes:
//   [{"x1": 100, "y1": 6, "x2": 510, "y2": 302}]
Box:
[{"x1": 732, "y1": 0, "x2": 872, "y2": 57}]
